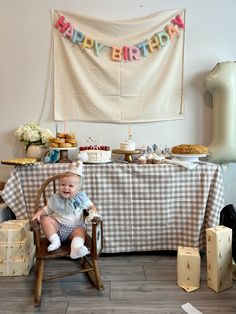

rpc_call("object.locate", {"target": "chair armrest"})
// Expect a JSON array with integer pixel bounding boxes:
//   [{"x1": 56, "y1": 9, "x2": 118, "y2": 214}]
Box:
[
  {"x1": 90, "y1": 220, "x2": 103, "y2": 258},
  {"x1": 85, "y1": 209, "x2": 102, "y2": 224},
  {"x1": 91, "y1": 216, "x2": 102, "y2": 223},
  {"x1": 29, "y1": 219, "x2": 41, "y2": 249},
  {"x1": 30, "y1": 219, "x2": 40, "y2": 232}
]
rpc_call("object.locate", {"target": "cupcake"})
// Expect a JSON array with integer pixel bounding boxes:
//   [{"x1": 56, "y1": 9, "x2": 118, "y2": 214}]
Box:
[
  {"x1": 152, "y1": 154, "x2": 165, "y2": 164},
  {"x1": 136, "y1": 155, "x2": 147, "y2": 164},
  {"x1": 146, "y1": 153, "x2": 154, "y2": 164}
]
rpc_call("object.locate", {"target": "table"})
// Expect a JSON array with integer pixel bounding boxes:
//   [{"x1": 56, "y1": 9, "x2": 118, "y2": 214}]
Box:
[{"x1": 1, "y1": 162, "x2": 224, "y2": 253}]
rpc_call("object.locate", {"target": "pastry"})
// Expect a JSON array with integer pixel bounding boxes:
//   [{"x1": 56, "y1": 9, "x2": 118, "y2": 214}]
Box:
[
  {"x1": 48, "y1": 137, "x2": 56, "y2": 143},
  {"x1": 172, "y1": 144, "x2": 208, "y2": 155},
  {"x1": 59, "y1": 143, "x2": 72, "y2": 148},
  {"x1": 50, "y1": 143, "x2": 59, "y2": 148},
  {"x1": 66, "y1": 138, "x2": 77, "y2": 144},
  {"x1": 56, "y1": 132, "x2": 66, "y2": 139},
  {"x1": 50, "y1": 138, "x2": 65, "y2": 144},
  {"x1": 50, "y1": 133, "x2": 78, "y2": 148},
  {"x1": 65, "y1": 133, "x2": 76, "y2": 139}
]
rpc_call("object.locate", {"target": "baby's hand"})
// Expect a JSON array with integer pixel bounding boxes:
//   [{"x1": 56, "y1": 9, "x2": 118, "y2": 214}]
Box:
[
  {"x1": 32, "y1": 210, "x2": 42, "y2": 222},
  {"x1": 85, "y1": 209, "x2": 102, "y2": 224}
]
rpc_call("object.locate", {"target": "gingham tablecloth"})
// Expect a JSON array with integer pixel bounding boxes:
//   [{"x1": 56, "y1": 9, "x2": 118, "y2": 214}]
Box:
[{"x1": 1, "y1": 162, "x2": 224, "y2": 252}]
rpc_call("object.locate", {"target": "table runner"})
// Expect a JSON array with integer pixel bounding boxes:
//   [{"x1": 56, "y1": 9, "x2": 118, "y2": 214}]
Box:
[{"x1": 1, "y1": 163, "x2": 224, "y2": 252}]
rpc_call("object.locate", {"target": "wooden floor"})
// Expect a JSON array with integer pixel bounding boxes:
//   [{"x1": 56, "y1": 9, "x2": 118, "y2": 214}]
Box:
[{"x1": 0, "y1": 252, "x2": 236, "y2": 314}]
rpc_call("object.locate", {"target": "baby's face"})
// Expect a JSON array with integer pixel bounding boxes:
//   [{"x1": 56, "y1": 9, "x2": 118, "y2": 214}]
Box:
[{"x1": 59, "y1": 175, "x2": 80, "y2": 198}]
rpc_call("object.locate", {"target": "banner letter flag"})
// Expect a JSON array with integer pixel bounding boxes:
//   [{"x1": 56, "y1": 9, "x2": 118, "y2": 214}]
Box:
[{"x1": 53, "y1": 9, "x2": 186, "y2": 123}]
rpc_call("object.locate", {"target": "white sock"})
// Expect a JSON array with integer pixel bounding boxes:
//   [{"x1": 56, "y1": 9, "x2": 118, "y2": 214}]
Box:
[
  {"x1": 70, "y1": 237, "x2": 88, "y2": 259},
  {"x1": 48, "y1": 233, "x2": 61, "y2": 251}
]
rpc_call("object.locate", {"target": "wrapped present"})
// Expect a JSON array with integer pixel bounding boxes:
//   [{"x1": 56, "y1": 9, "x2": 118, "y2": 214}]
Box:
[
  {"x1": 0, "y1": 219, "x2": 30, "y2": 242},
  {"x1": 0, "y1": 219, "x2": 35, "y2": 276},
  {"x1": 0, "y1": 251, "x2": 35, "y2": 276},
  {"x1": 0, "y1": 231, "x2": 35, "y2": 260},
  {"x1": 177, "y1": 246, "x2": 201, "y2": 292},
  {"x1": 206, "y1": 225, "x2": 232, "y2": 292}
]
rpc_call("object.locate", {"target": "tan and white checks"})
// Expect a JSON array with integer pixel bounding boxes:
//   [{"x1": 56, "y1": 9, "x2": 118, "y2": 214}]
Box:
[{"x1": 1, "y1": 162, "x2": 224, "y2": 253}]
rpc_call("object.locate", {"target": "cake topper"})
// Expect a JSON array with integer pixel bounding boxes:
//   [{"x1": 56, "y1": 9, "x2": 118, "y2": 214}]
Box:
[{"x1": 128, "y1": 125, "x2": 132, "y2": 141}]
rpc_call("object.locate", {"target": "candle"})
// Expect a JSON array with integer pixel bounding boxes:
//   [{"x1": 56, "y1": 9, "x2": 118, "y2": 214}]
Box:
[
  {"x1": 128, "y1": 125, "x2": 132, "y2": 140},
  {"x1": 63, "y1": 121, "x2": 66, "y2": 134},
  {"x1": 56, "y1": 123, "x2": 58, "y2": 135}
]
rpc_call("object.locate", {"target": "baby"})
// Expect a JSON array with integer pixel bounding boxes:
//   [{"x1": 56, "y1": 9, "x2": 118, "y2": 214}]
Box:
[{"x1": 32, "y1": 162, "x2": 100, "y2": 259}]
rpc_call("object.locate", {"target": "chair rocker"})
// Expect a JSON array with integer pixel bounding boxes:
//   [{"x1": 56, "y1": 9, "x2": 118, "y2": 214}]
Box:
[{"x1": 30, "y1": 174, "x2": 104, "y2": 307}]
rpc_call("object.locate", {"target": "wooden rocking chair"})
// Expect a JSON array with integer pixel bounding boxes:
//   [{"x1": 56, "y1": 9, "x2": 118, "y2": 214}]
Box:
[{"x1": 30, "y1": 174, "x2": 104, "y2": 307}]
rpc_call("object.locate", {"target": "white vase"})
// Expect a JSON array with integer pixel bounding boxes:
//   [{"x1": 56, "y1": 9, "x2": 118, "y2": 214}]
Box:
[{"x1": 26, "y1": 144, "x2": 47, "y2": 160}]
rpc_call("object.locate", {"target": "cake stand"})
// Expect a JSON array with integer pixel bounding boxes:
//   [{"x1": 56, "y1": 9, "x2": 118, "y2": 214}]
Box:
[
  {"x1": 50, "y1": 147, "x2": 78, "y2": 163},
  {"x1": 172, "y1": 153, "x2": 208, "y2": 162},
  {"x1": 112, "y1": 149, "x2": 141, "y2": 163}
]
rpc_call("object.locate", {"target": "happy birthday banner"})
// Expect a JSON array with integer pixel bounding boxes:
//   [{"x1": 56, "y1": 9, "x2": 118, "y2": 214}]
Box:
[
  {"x1": 53, "y1": 9, "x2": 186, "y2": 123},
  {"x1": 54, "y1": 13, "x2": 184, "y2": 62}
]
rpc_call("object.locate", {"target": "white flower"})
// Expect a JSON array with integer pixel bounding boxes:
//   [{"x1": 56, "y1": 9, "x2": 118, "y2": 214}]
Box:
[{"x1": 14, "y1": 123, "x2": 53, "y2": 148}]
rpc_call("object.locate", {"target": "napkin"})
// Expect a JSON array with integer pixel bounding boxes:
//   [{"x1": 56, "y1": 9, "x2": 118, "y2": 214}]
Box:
[
  {"x1": 181, "y1": 303, "x2": 203, "y2": 314},
  {"x1": 164, "y1": 158, "x2": 198, "y2": 169}
]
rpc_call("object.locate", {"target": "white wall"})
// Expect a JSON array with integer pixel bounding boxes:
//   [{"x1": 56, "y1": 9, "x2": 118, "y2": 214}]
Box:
[{"x1": 0, "y1": 0, "x2": 236, "y2": 206}]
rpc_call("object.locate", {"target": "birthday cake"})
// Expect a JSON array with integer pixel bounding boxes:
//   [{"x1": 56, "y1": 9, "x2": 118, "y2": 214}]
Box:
[
  {"x1": 79, "y1": 146, "x2": 112, "y2": 163},
  {"x1": 120, "y1": 140, "x2": 136, "y2": 151}
]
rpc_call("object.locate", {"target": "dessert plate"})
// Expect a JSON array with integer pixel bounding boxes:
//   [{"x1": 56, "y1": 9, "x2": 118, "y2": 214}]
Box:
[
  {"x1": 1, "y1": 158, "x2": 38, "y2": 166},
  {"x1": 84, "y1": 160, "x2": 113, "y2": 164},
  {"x1": 172, "y1": 154, "x2": 208, "y2": 162}
]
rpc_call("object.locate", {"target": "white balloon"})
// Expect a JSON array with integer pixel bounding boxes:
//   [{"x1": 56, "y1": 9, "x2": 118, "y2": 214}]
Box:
[{"x1": 203, "y1": 61, "x2": 236, "y2": 162}]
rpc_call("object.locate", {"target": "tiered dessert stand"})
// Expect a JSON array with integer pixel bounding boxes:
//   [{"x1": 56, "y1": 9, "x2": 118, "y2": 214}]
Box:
[{"x1": 50, "y1": 147, "x2": 77, "y2": 163}]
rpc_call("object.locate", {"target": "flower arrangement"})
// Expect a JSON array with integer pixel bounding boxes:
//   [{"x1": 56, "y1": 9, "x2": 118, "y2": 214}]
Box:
[{"x1": 14, "y1": 123, "x2": 53, "y2": 150}]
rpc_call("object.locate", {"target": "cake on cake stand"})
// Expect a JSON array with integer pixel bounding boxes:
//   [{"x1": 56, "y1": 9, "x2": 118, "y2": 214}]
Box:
[{"x1": 112, "y1": 149, "x2": 141, "y2": 163}]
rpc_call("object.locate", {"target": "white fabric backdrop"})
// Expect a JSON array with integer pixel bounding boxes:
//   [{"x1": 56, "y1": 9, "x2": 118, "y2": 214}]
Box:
[{"x1": 53, "y1": 9, "x2": 185, "y2": 123}]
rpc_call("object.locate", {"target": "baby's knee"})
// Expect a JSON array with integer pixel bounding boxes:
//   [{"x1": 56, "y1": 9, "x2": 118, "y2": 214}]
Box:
[
  {"x1": 70, "y1": 226, "x2": 86, "y2": 239},
  {"x1": 41, "y1": 215, "x2": 56, "y2": 227}
]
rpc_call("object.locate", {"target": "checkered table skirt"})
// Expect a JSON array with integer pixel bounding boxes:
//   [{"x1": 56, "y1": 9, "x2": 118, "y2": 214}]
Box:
[{"x1": 1, "y1": 162, "x2": 224, "y2": 252}]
